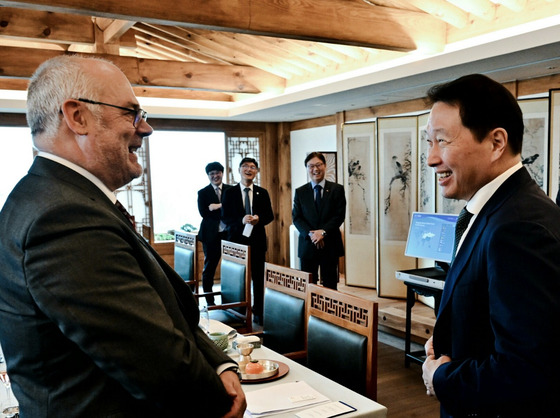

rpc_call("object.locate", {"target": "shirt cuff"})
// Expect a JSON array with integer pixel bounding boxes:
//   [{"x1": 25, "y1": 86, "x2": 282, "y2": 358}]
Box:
[{"x1": 216, "y1": 362, "x2": 239, "y2": 376}]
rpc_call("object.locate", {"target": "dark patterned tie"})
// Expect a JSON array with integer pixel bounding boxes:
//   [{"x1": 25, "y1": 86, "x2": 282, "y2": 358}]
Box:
[
  {"x1": 115, "y1": 200, "x2": 136, "y2": 228},
  {"x1": 452, "y1": 206, "x2": 473, "y2": 261},
  {"x1": 314, "y1": 184, "x2": 322, "y2": 212},
  {"x1": 244, "y1": 187, "x2": 251, "y2": 215},
  {"x1": 216, "y1": 187, "x2": 225, "y2": 232}
]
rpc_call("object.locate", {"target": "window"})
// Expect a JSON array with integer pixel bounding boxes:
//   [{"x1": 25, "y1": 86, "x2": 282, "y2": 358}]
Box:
[
  {"x1": 0, "y1": 127, "x2": 34, "y2": 209},
  {"x1": 148, "y1": 131, "x2": 226, "y2": 240}
]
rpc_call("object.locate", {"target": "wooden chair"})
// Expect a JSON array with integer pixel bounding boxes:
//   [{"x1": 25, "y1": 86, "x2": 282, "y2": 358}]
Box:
[
  {"x1": 141, "y1": 224, "x2": 153, "y2": 244},
  {"x1": 204, "y1": 240, "x2": 253, "y2": 334},
  {"x1": 306, "y1": 284, "x2": 378, "y2": 400},
  {"x1": 174, "y1": 231, "x2": 198, "y2": 293},
  {"x1": 262, "y1": 263, "x2": 310, "y2": 360}
]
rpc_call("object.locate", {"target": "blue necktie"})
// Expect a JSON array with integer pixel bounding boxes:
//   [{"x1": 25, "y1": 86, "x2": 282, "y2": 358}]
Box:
[{"x1": 314, "y1": 185, "x2": 322, "y2": 212}]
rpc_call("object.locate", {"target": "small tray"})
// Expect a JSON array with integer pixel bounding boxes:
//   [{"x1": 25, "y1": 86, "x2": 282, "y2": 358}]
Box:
[{"x1": 241, "y1": 360, "x2": 289, "y2": 383}]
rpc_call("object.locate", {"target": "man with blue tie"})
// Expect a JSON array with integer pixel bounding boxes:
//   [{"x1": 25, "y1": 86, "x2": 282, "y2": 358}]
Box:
[
  {"x1": 221, "y1": 157, "x2": 274, "y2": 325},
  {"x1": 197, "y1": 162, "x2": 232, "y2": 306},
  {"x1": 293, "y1": 152, "x2": 346, "y2": 289}
]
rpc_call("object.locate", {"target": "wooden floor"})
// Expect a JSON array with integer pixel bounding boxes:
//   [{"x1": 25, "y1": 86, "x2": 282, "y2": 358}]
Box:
[{"x1": 377, "y1": 341, "x2": 440, "y2": 417}]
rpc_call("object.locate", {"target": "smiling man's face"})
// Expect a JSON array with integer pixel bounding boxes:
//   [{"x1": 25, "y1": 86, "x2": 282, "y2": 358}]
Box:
[
  {"x1": 208, "y1": 170, "x2": 223, "y2": 186},
  {"x1": 239, "y1": 161, "x2": 258, "y2": 185},
  {"x1": 306, "y1": 157, "x2": 325, "y2": 184},
  {"x1": 426, "y1": 101, "x2": 495, "y2": 201}
]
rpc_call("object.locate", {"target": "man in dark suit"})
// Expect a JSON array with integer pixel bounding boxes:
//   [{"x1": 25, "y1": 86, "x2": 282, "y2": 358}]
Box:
[
  {"x1": 292, "y1": 152, "x2": 346, "y2": 289},
  {"x1": 0, "y1": 55, "x2": 245, "y2": 417},
  {"x1": 198, "y1": 161, "x2": 232, "y2": 305},
  {"x1": 221, "y1": 157, "x2": 274, "y2": 325},
  {"x1": 422, "y1": 74, "x2": 560, "y2": 417}
]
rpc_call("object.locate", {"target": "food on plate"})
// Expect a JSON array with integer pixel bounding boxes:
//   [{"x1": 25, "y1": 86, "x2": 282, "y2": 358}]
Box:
[{"x1": 244, "y1": 360, "x2": 264, "y2": 375}]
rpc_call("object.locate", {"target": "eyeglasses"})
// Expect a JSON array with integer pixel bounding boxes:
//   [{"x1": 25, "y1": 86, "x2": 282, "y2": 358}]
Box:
[
  {"x1": 307, "y1": 162, "x2": 324, "y2": 170},
  {"x1": 75, "y1": 98, "x2": 148, "y2": 128},
  {"x1": 241, "y1": 164, "x2": 258, "y2": 170}
]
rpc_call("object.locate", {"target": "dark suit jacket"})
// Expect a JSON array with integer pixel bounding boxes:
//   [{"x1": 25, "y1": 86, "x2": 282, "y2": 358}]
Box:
[
  {"x1": 292, "y1": 180, "x2": 346, "y2": 259},
  {"x1": 221, "y1": 183, "x2": 274, "y2": 251},
  {"x1": 197, "y1": 182, "x2": 232, "y2": 243},
  {"x1": 0, "y1": 157, "x2": 235, "y2": 417},
  {"x1": 432, "y1": 168, "x2": 560, "y2": 417}
]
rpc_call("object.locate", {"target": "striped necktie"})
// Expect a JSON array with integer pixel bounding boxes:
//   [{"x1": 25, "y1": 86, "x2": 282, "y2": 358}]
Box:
[{"x1": 452, "y1": 206, "x2": 473, "y2": 261}]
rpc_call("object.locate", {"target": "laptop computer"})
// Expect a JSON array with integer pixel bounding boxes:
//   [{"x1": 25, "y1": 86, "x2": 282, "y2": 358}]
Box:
[{"x1": 395, "y1": 212, "x2": 458, "y2": 290}]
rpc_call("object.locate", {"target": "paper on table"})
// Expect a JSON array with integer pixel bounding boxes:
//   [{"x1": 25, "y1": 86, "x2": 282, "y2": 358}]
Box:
[
  {"x1": 245, "y1": 381, "x2": 329, "y2": 417},
  {"x1": 295, "y1": 401, "x2": 356, "y2": 418}
]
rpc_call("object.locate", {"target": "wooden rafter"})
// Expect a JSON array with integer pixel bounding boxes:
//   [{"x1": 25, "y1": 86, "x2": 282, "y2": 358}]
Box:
[
  {"x1": 0, "y1": 0, "x2": 446, "y2": 51},
  {"x1": 0, "y1": 0, "x2": 557, "y2": 108},
  {"x1": 0, "y1": 45, "x2": 286, "y2": 94}
]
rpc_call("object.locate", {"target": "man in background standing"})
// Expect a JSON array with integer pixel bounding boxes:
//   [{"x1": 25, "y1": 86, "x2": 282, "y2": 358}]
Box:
[
  {"x1": 293, "y1": 152, "x2": 346, "y2": 289},
  {"x1": 222, "y1": 157, "x2": 274, "y2": 325},
  {"x1": 198, "y1": 162, "x2": 232, "y2": 306}
]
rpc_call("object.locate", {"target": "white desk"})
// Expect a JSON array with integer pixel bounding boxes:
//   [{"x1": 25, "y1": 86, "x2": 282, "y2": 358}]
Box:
[{"x1": 232, "y1": 345, "x2": 387, "y2": 418}]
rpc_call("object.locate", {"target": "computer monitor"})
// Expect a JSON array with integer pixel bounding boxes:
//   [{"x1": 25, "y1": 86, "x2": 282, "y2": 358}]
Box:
[{"x1": 404, "y1": 212, "x2": 458, "y2": 264}]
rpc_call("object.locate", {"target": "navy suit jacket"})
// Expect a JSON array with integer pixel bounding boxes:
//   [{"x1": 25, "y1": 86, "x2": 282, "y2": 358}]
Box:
[
  {"x1": 292, "y1": 180, "x2": 346, "y2": 259},
  {"x1": 197, "y1": 182, "x2": 232, "y2": 243},
  {"x1": 0, "y1": 157, "x2": 235, "y2": 417},
  {"x1": 432, "y1": 168, "x2": 560, "y2": 417},
  {"x1": 221, "y1": 183, "x2": 274, "y2": 251}
]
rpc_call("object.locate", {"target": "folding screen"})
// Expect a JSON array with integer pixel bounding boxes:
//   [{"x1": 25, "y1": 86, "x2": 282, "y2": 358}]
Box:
[
  {"x1": 342, "y1": 122, "x2": 377, "y2": 288},
  {"x1": 376, "y1": 116, "x2": 418, "y2": 298}
]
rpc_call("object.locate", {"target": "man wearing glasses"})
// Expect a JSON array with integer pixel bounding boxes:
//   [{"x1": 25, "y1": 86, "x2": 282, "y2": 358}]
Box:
[
  {"x1": 0, "y1": 55, "x2": 245, "y2": 417},
  {"x1": 197, "y1": 161, "x2": 232, "y2": 306},
  {"x1": 292, "y1": 152, "x2": 346, "y2": 289},
  {"x1": 221, "y1": 157, "x2": 274, "y2": 325}
]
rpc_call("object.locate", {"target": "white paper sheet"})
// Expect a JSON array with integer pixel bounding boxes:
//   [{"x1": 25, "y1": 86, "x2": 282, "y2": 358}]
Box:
[
  {"x1": 295, "y1": 401, "x2": 356, "y2": 418},
  {"x1": 245, "y1": 381, "x2": 329, "y2": 417},
  {"x1": 243, "y1": 223, "x2": 253, "y2": 237}
]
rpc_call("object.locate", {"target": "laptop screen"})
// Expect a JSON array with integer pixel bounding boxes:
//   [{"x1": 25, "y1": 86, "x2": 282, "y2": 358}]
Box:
[{"x1": 404, "y1": 212, "x2": 459, "y2": 263}]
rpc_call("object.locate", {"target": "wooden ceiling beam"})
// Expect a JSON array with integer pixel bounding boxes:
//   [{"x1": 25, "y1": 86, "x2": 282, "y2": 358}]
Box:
[
  {"x1": 400, "y1": 0, "x2": 469, "y2": 28},
  {"x1": 0, "y1": 77, "x2": 234, "y2": 102},
  {"x1": 190, "y1": 30, "x2": 317, "y2": 75},
  {"x1": 0, "y1": 0, "x2": 446, "y2": 52},
  {"x1": 132, "y1": 24, "x2": 228, "y2": 65},
  {"x1": 0, "y1": 45, "x2": 286, "y2": 94},
  {"x1": 100, "y1": 19, "x2": 136, "y2": 44},
  {"x1": 261, "y1": 38, "x2": 335, "y2": 68},
  {"x1": 492, "y1": 0, "x2": 527, "y2": 12},
  {"x1": 133, "y1": 86, "x2": 233, "y2": 102},
  {"x1": 0, "y1": 6, "x2": 94, "y2": 44},
  {"x1": 319, "y1": 43, "x2": 376, "y2": 61},
  {"x1": 446, "y1": 0, "x2": 496, "y2": 21},
  {"x1": 134, "y1": 35, "x2": 193, "y2": 62},
  {"x1": 174, "y1": 28, "x2": 298, "y2": 79}
]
